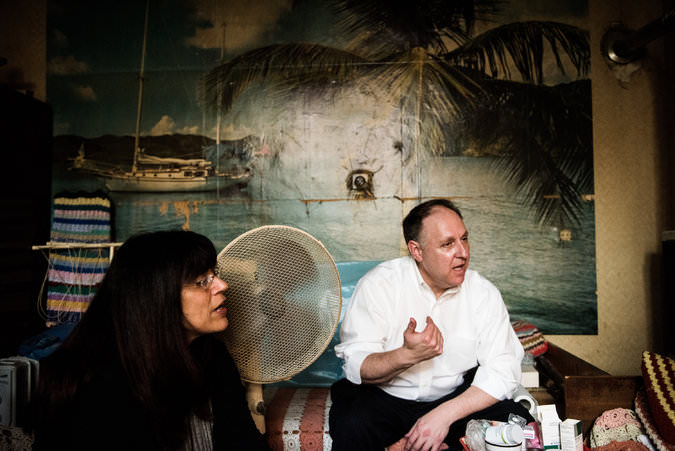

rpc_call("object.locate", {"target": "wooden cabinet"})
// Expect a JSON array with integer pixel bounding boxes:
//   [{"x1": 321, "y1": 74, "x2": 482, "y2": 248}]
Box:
[{"x1": 536, "y1": 343, "x2": 642, "y2": 434}]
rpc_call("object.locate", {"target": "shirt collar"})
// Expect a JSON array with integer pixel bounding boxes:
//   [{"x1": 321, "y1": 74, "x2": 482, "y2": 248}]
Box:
[{"x1": 407, "y1": 256, "x2": 462, "y2": 298}]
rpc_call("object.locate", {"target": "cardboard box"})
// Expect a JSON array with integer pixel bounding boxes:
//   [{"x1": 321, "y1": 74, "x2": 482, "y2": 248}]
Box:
[
  {"x1": 559, "y1": 419, "x2": 583, "y2": 451},
  {"x1": 537, "y1": 404, "x2": 562, "y2": 450},
  {"x1": 521, "y1": 363, "x2": 540, "y2": 388}
]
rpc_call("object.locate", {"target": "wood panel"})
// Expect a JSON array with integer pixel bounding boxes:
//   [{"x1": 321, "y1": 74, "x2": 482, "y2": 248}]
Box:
[
  {"x1": 564, "y1": 375, "x2": 642, "y2": 434},
  {"x1": 536, "y1": 343, "x2": 644, "y2": 435}
]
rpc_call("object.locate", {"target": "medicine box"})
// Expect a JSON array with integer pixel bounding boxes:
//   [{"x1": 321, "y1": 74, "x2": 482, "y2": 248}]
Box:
[{"x1": 559, "y1": 419, "x2": 583, "y2": 451}]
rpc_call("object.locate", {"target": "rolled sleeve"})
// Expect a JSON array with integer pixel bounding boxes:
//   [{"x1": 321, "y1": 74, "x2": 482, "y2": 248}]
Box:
[
  {"x1": 334, "y1": 272, "x2": 391, "y2": 385},
  {"x1": 471, "y1": 280, "x2": 524, "y2": 400},
  {"x1": 472, "y1": 349, "x2": 522, "y2": 400},
  {"x1": 336, "y1": 348, "x2": 372, "y2": 385}
]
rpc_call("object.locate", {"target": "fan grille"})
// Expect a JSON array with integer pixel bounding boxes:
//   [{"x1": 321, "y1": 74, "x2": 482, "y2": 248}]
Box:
[{"x1": 216, "y1": 225, "x2": 342, "y2": 383}]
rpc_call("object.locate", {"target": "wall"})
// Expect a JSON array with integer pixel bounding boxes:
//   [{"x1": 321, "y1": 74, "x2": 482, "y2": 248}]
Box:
[
  {"x1": 549, "y1": 0, "x2": 671, "y2": 375},
  {"x1": 1, "y1": 0, "x2": 671, "y2": 375},
  {"x1": 0, "y1": 0, "x2": 47, "y2": 102}
]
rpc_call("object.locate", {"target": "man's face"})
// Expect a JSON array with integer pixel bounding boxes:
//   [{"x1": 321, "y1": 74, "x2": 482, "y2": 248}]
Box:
[{"x1": 409, "y1": 206, "x2": 470, "y2": 297}]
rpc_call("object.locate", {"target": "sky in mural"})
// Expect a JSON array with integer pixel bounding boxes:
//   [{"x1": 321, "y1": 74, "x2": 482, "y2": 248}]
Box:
[{"x1": 47, "y1": 0, "x2": 588, "y2": 139}]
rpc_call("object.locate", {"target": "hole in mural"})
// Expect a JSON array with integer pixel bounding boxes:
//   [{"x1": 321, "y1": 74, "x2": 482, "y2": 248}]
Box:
[{"x1": 346, "y1": 170, "x2": 374, "y2": 199}]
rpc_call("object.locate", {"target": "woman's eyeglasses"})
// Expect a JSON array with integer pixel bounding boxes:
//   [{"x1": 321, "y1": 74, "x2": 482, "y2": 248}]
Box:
[{"x1": 193, "y1": 273, "x2": 216, "y2": 290}]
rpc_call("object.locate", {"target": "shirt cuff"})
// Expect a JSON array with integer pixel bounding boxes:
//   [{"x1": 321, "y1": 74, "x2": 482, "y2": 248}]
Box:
[
  {"x1": 471, "y1": 365, "x2": 521, "y2": 401},
  {"x1": 342, "y1": 350, "x2": 373, "y2": 385}
]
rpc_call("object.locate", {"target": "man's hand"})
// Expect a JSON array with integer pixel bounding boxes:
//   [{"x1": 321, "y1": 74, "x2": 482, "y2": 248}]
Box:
[
  {"x1": 404, "y1": 386, "x2": 498, "y2": 451},
  {"x1": 403, "y1": 407, "x2": 451, "y2": 451},
  {"x1": 401, "y1": 316, "x2": 444, "y2": 364},
  {"x1": 359, "y1": 316, "x2": 444, "y2": 384}
]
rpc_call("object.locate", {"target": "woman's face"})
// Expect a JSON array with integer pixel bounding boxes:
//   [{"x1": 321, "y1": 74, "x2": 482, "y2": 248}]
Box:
[{"x1": 181, "y1": 269, "x2": 229, "y2": 343}]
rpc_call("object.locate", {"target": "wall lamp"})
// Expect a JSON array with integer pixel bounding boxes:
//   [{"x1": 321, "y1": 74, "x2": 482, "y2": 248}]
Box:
[{"x1": 601, "y1": 9, "x2": 675, "y2": 65}]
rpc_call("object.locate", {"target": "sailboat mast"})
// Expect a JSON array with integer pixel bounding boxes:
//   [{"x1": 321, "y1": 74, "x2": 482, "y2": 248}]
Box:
[
  {"x1": 215, "y1": 16, "x2": 226, "y2": 189},
  {"x1": 215, "y1": 19, "x2": 226, "y2": 147},
  {"x1": 132, "y1": 0, "x2": 150, "y2": 174}
]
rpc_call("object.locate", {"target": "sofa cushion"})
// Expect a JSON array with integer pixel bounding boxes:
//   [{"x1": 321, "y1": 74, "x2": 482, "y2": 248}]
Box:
[
  {"x1": 511, "y1": 320, "x2": 548, "y2": 357},
  {"x1": 265, "y1": 387, "x2": 333, "y2": 450},
  {"x1": 634, "y1": 386, "x2": 675, "y2": 451},
  {"x1": 263, "y1": 387, "x2": 407, "y2": 450},
  {"x1": 589, "y1": 408, "x2": 644, "y2": 448},
  {"x1": 641, "y1": 351, "x2": 675, "y2": 445}
]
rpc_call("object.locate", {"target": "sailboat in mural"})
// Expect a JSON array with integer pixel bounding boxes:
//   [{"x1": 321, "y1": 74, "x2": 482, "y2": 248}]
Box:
[
  {"x1": 72, "y1": 0, "x2": 249, "y2": 193},
  {"x1": 73, "y1": 145, "x2": 249, "y2": 192}
]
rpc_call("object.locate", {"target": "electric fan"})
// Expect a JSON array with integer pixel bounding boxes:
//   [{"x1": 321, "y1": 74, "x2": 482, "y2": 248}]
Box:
[{"x1": 216, "y1": 225, "x2": 342, "y2": 432}]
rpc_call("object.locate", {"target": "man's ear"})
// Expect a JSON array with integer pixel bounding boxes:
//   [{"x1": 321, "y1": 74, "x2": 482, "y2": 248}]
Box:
[{"x1": 408, "y1": 240, "x2": 423, "y2": 262}]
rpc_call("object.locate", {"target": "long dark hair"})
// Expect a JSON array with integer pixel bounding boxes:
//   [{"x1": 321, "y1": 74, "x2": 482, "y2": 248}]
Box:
[{"x1": 34, "y1": 230, "x2": 218, "y2": 449}]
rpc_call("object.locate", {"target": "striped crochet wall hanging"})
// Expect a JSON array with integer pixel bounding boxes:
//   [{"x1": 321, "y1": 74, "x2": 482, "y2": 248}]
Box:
[{"x1": 44, "y1": 195, "x2": 112, "y2": 325}]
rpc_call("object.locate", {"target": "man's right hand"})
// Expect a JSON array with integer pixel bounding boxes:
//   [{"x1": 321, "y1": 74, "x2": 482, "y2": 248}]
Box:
[
  {"x1": 359, "y1": 316, "x2": 444, "y2": 384},
  {"x1": 402, "y1": 316, "x2": 444, "y2": 364}
]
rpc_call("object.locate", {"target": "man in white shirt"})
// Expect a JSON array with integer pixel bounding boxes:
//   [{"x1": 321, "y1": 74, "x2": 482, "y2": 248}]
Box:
[{"x1": 329, "y1": 199, "x2": 533, "y2": 451}]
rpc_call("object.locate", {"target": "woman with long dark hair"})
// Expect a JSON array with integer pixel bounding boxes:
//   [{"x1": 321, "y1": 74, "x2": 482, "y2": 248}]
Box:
[{"x1": 31, "y1": 230, "x2": 269, "y2": 450}]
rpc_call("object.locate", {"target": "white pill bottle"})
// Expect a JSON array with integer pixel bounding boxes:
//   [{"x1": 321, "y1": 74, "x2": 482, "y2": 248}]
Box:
[{"x1": 485, "y1": 424, "x2": 524, "y2": 446}]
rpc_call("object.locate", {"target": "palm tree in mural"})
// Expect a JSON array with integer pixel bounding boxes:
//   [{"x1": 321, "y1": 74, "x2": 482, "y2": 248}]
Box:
[{"x1": 203, "y1": 0, "x2": 591, "y2": 226}]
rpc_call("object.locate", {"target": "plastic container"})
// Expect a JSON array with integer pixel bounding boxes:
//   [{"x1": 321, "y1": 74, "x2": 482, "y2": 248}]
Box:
[{"x1": 485, "y1": 424, "x2": 524, "y2": 446}]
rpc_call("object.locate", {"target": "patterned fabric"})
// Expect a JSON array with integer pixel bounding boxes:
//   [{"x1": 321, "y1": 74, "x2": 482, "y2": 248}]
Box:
[
  {"x1": 641, "y1": 352, "x2": 675, "y2": 446},
  {"x1": 264, "y1": 387, "x2": 333, "y2": 451},
  {"x1": 45, "y1": 195, "x2": 112, "y2": 325},
  {"x1": 0, "y1": 426, "x2": 33, "y2": 450},
  {"x1": 387, "y1": 438, "x2": 407, "y2": 450},
  {"x1": 264, "y1": 387, "x2": 408, "y2": 451},
  {"x1": 590, "y1": 408, "x2": 645, "y2": 448},
  {"x1": 596, "y1": 409, "x2": 643, "y2": 429},
  {"x1": 591, "y1": 440, "x2": 651, "y2": 451},
  {"x1": 511, "y1": 321, "x2": 548, "y2": 357},
  {"x1": 50, "y1": 196, "x2": 111, "y2": 243},
  {"x1": 635, "y1": 387, "x2": 674, "y2": 451}
]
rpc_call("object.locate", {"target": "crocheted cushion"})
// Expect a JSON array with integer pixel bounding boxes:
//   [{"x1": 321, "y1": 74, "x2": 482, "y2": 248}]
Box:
[
  {"x1": 511, "y1": 321, "x2": 548, "y2": 357},
  {"x1": 595, "y1": 408, "x2": 643, "y2": 429},
  {"x1": 634, "y1": 386, "x2": 675, "y2": 451},
  {"x1": 589, "y1": 408, "x2": 644, "y2": 448},
  {"x1": 641, "y1": 351, "x2": 675, "y2": 445},
  {"x1": 264, "y1": 387, "x2": 333, "y2": 451}
]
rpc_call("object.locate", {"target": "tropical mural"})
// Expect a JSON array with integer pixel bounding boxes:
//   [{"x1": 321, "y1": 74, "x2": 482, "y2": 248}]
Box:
[{"x1": 47, "y1": 0, "x2": 595, "y2": 334}]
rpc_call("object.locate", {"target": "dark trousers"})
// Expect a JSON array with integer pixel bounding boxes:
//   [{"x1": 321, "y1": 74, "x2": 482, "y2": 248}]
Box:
[{"x1": 328, "y1": 370, "x2": 534, "y2": 451}]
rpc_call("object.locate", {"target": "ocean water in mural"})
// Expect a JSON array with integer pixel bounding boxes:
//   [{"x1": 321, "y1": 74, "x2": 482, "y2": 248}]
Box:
[{"x1": 53, "y1": 155, "x2": 595, "y2": 334}]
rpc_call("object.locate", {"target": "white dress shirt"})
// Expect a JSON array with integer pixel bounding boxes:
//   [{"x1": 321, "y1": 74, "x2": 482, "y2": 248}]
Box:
[{"x1": 335, "y1": 256, "x2": 523, "y2": 402}]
